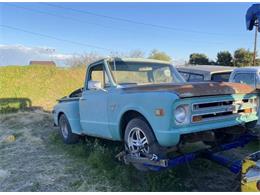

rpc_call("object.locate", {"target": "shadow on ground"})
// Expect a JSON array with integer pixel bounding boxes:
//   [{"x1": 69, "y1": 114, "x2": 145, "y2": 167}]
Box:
[{"x1": 0, "y1": 98, "x2": 43, "y2": 114}]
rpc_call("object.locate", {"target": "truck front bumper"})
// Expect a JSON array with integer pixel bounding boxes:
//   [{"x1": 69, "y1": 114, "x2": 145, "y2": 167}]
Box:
[{"x1": 154, "y1": 114, "x2": 258, "y2": 147}]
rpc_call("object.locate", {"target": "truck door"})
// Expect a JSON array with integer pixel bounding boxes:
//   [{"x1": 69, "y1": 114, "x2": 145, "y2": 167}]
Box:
[{"x1": 79, "y1": 63, "x2": 112, "y2": 139}]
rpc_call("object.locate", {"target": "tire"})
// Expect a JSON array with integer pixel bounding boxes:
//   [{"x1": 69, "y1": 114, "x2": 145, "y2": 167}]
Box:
[
  {"x1": 124, "y1": 117, "x2": 166, "y2": 171},
  {"x1": 58, "y1": 114, "x2": 80, "y2": 144}
]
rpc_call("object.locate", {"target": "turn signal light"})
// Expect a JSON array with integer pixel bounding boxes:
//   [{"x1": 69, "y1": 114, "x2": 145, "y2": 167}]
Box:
[
  {"x1": 155, "y1": 109, "x2": 164, "y2": 116},
  {"x1": 192, "y1": 116, "x2": 202, "y2": 122},
  {"x1": 244, "y1": 108, "x2": 252, "y2": 114}
]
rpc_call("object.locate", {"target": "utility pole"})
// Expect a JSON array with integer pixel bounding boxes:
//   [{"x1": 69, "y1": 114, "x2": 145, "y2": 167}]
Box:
[{"x1": 253, "y1": 20, "x2": 258, "y2": 66}]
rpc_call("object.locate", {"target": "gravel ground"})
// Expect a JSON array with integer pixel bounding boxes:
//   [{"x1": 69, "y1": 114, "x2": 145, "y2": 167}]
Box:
[{"x1": 0, "y1": 111, "x2": 259, "y2": 192}]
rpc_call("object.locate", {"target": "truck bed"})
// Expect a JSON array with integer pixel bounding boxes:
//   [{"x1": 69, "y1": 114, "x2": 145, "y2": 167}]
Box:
[
  {"x1": 58, "y1": 88, "x2": 83, "y2": 103},
  {"x1": 55, "y1": 88, "x2": 83, "y2": 134}
]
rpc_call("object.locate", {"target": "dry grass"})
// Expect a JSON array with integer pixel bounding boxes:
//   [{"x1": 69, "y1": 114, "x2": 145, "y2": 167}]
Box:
[
  {"x1": 0, "y1": 111, "x2": 259, "y2": 192},
  {"x1": 0, "y1": 111, "x2": 116, "y2": 191}
]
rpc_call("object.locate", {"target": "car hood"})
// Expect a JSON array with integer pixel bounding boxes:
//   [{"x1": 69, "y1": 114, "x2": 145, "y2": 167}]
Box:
[{"x1": 121, "y1": 82, "x2": 256, "y2": 98}]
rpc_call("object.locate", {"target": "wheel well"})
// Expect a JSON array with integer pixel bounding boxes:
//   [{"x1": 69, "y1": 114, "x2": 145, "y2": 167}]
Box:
[
  {"x1": 57, "y1": 112, "x2": 65, "y2": 125},
  {"x1": 119, "y1": 110, "x2": 152, "y2": 139}
]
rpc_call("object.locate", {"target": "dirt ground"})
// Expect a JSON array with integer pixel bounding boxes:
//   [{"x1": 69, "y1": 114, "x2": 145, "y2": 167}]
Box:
[{"x1": 0, "y1": 110, "x2": 259, "y2": 192}]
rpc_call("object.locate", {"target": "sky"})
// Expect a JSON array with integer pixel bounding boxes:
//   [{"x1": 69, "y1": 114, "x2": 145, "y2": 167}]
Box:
[{"x1": 0, "y1": 2, "x2": 258, "y2": 66}]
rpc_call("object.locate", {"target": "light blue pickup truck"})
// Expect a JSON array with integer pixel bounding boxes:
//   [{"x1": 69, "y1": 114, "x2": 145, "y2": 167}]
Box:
[{"x1": 53, "y1": 58, "x2": 259, "y2": 169}]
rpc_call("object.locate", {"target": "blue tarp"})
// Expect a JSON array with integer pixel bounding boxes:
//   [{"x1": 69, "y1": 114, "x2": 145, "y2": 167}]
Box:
[{"x1": 246, "y1": 4, "x2": 260, "y2": 32}]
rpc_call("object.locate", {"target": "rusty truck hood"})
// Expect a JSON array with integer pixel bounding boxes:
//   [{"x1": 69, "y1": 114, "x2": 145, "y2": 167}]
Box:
[{"x1": 122, "y1": 82, "x2": 256, "y2": 98}]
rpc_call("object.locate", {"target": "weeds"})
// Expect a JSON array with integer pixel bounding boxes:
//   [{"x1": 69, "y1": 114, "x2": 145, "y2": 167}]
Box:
[
  {"x1": 0, "y1": 111, "x2": 259, "y2": 191},
  {"x1": 48, "y1": 121, "x2": 260, "y2": 191},
  {"x1": 48, "y1": 129, "x2": 186, "y2": 191}
]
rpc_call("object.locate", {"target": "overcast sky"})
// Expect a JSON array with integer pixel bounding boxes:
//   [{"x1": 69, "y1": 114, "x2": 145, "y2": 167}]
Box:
[{"x1": 0, "y1": 2, "x2": 258, "y2": 66}]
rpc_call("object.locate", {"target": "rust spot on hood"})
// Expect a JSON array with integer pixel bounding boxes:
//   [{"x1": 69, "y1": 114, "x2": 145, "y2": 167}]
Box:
[{"x1": 122, "y1": 82, "x2": 257, "y2": 98}]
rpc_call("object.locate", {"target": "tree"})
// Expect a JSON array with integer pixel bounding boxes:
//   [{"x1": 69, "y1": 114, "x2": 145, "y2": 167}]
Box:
[
  {"x1": 233, "y1": 48, "x2": 254, "y2": 67},
  {"x1": 216, "y1": 51, "x2": 233, "y2": 66},
  {"x1": 148, "y1": 49, "x2": 172, "y2": 61},
  {"x1": 189, "y1": 53, "x2": 209, "y2": 65},
  {"x1": 128, "y1": 50, "x2": 145, "y2": 58},
  {"x1": 209, "y1": 60, "x2": 217, "y2": 65},
  {"x1": 109, "y1": 49, "x2": 145, "y2": 58},
  {"x1": 66, "y1": 52, "x2": 103, "y2": 68},
  {"x1": 256, "y1": 58, "x2": 260, "y2": 66}
]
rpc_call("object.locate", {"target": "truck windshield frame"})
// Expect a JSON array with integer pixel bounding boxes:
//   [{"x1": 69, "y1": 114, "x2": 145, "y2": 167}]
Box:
[{"x1": 108, "y1": 61, "x2": 185, "y2": 85}]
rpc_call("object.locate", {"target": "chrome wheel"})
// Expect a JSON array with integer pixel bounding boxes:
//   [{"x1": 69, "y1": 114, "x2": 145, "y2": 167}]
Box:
[
  {"x1": 127, "y1": 127, "x2": 149, "y2": 156},
  {"x1": 61, "y1": 120, "x2": 69, "y2": 139}
]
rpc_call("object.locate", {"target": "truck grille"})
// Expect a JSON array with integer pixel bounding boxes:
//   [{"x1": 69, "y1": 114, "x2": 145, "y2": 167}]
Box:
[{"x1": 191, "y1": 98, "x2": 257, "y2": 123}]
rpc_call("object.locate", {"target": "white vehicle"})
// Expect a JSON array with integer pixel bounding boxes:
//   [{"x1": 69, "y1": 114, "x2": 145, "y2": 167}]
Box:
[
  {"x1": 229, "y1": 67, "x2": 260, "y2": 125},
  {"x1": 177, "y1": 65, "x2": 235, "y2": 82},
  {"x1": 229, "y1": 67, "x2": 260, "y2": 89}
]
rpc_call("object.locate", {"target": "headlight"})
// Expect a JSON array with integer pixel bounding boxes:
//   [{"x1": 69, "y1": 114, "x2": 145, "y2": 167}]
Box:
[
  {"x1": 255, "y1": 96, "x2": 259, "y2": 114},
  {"x1": 251, "y1": 97, "x2": 260, "y2": 113},
  {"x1": 174, "y1": 105, "x2": 190, "y2": 124}
]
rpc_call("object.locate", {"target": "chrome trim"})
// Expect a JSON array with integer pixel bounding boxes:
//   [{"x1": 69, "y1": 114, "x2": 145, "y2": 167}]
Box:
[
  {"x1": 191, "y1": 113, "x2": 238, "y2": 124},
  {"x1": 191, "y1": 97, "x2": 257, "y2": 124},
  {"x1": 192, "y1": 104, "x2": 235, "y2": 113},
  {"x1": 191, "y1": 98, "x2": 253, "y2": 111},
  {"x1": 192, "y1": 109, "x2": 236, "y2": 118},
  {"x1": 191, "y1": 112, "x2": 256, "y2": 124}
]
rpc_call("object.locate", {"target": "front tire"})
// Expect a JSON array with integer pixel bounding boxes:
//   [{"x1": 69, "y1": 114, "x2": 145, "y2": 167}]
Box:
[
  {"x1": 58, "y1": 114, "x2": 80, "y2": 144},
  {"x1": 124, "y1": 117, "x2": 165, "y2": 171}
]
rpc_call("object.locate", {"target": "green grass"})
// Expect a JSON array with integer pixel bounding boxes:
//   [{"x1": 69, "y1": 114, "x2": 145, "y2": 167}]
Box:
[
  {"x1": 48, "y1": 129, "x2": 260, "y2": 191},
  {"x1": 48, "y1": 132, "x2": 189, "y2": 191},
  {"x1": 0, "y1": 65, "x2": 86, "y2": 112}
]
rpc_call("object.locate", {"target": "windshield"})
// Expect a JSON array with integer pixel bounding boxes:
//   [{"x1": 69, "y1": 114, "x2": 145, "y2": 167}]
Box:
[{"x1": 109, "y1": 61, "x2": 185, "y2": 85}]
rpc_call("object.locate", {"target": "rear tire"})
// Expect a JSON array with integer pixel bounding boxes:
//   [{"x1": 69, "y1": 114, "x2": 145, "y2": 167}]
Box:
[
  {"x1": 58, "y1": 114, "x2": 80, "y2": 144},
  {"x1": 124, "y1": 117, "x2": 166, "y2": 171}
]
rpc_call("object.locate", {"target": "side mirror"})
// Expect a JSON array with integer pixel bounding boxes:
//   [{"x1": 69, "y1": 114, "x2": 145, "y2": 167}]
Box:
[{"x1": 88, "y1": 80, "x2": 102, "y2": 90}]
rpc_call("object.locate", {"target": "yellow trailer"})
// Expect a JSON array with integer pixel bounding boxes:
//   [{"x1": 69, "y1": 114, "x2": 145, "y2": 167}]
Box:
[{"x1": 241, "y1": 151, "x2": 260, "y2": 192}]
